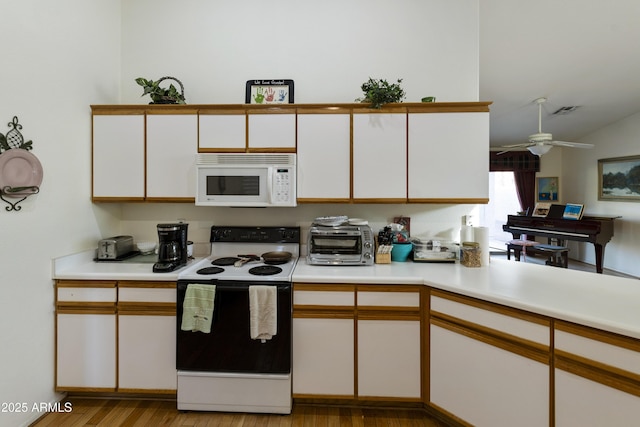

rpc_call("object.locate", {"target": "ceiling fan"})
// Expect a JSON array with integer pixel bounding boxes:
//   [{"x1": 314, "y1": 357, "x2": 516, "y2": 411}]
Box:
[{"x1": 497, "y1": 97, "x2": 594, "y2": 156}]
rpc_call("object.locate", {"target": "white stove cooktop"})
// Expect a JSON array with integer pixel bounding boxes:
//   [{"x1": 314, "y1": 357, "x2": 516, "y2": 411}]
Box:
[{"x1": 178, "y1": 243, "x2": 299, "y2": 282}]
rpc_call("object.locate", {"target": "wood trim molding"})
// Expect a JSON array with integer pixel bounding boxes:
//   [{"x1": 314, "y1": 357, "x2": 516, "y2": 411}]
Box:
[
  {"x1": 117, "y1": 301, "x2": 176, "y2": 315},
  {"x1": 293, "y1": 308, "x2": 354, "y2": 319},
  {"x1": 555, "y1": 349, "x2": 640, "y2": 398},
  {"x1": 116, "y1": 388, "x2": 176, "y2": 395},
  {"x1": 408, "y1": 198, "x2": 490, "y2": 204},
  {"x1": 118, "y1": 281, "x2": 176, "y2": 289},
  {"x1": 352, "y1": 198, "x2": 408, "y2": 204},
  {"x1": 294, "y1": 283, "x2": 356, "y2": 292},
  {"x1": 430, "y1": 288, "x2": 551, "y2": 327},
  {"x1": 431, "y1": 316, "x2": 550, "y2": 364},
  {"x1": 56, "y1": 302, "x2": 116, "y2": 314},
  {"x1": 56, "y1": 280, "x2": 116, "y2": 288},
  {"x1": 297, "y1": 198, "x2": 353, "y2": 204}
]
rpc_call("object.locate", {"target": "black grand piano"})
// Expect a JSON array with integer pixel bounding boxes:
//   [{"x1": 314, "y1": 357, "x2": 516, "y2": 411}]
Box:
[{"x1": 503, "y1": 214, "x2": 618, "y2": 274}]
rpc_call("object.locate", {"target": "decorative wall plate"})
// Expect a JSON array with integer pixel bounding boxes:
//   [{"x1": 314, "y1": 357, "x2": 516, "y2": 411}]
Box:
[{"x1": 0, "y1": 148, "x2": 43, "y2": 197}]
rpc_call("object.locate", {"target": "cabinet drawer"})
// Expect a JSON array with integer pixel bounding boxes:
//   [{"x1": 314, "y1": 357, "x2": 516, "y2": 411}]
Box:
[
  {"x1": 293, "y1": 284, "x2": 354, "y2": 307},
  {"x1": 430, "y1": 291, "x2": 550, "y2": 346},
  {"x1": 57, "y1": 287, "x2": 117, "y2": 303},
  {"x1": 118, "y1": 287, "x2": 176, "y2": 303},
  {"x1": 358, "y1": 291, "x2": 420, "y2": 308},
  {"x1": 555, "y1": 321, "x2": 640, "y2": 376}
]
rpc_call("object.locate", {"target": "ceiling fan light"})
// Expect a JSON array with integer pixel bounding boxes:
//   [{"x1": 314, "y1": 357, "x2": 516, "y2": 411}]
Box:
[{"x1": 527, "y1": 144, "x2": 552, "y2": 156}]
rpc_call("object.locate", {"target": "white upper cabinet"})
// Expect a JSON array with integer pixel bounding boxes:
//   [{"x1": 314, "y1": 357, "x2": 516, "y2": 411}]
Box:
[
  {"x1": 408, "y1": 112, "x2": 489, "y2": 202},
  {"x1": 296, "y1": 112, "x2": 351, "y2": 201},
  {"x1": 247, "y1": 111, "x2": 296, "y2": 150},
  {"x1": 92, "y1": 113, "x2": 145, "y2": 200},
  {"x1": 352, "y1": 112, "x2": 407, "y2": 201},
  {"x1": 146, "y1": 113, "x2": 198, "y2": 199},
  {"x1": 198, "y1": 110, "x2": 246, "y2": 151}
]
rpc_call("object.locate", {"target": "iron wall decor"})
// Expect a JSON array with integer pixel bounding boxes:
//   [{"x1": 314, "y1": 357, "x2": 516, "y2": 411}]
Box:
[
  {"x1": 245, "y1": 79, "x2": 294, "y2": 104},
  {"x1": 0, "y1": 116, "x2": 43, "y2": 211},
  {"x1": 598, "y1": 155, "x2": 640, "y2": 202}
]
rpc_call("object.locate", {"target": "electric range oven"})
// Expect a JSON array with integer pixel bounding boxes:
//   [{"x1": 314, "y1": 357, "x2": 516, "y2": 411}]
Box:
[{"x1": 176, "y1": 226, "x2": 300, "y2": 414}]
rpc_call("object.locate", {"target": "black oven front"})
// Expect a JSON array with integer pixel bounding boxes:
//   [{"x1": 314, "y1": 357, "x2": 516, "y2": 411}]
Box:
[{"x1": 176, "y1": 280, "x2": 291, "y2": 374}]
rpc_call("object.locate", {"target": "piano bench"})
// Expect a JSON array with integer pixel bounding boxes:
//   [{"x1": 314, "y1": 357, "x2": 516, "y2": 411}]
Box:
[
  {"x1": 534, "y1": 244, "x2": 570, "y2": 268},
  {"x1": 506, "y1": 240, "x2": 541, "y2": 261}
]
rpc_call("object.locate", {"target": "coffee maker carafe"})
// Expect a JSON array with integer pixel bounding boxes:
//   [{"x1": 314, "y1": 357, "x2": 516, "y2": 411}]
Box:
[{"x1": 153, "y1": 223, "x2": 188, "y2": 273}]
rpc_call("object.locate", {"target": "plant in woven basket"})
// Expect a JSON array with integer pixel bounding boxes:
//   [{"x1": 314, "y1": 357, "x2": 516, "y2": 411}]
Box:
[
  {"x1": 356, "y1": 78, "x2": 405, "y2": 109},
  {"x1": 135, "y1": 76, "x2": 186, "y2": 104}
]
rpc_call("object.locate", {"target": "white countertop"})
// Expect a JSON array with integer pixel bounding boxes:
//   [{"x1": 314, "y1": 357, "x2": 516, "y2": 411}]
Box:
[
  {"x1": 52, "y1": 250, "x2": 198, "y2": 281},
  {"x1": 294, "y1": 258, "x2": 640, "y2": 340},
  {"x1": 52, "y1": 251, "x2": 640, "y2": 339}
]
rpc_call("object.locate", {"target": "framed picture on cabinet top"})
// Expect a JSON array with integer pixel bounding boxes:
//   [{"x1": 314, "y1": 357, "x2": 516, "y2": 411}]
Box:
[
  {"x1": 598, "y1": 155, "x2": 640, "y2": 202},
  {"x1": 245, "y1": 79, "x2": 294, "y2": 104},
  {"x1": 536, "y1": 176, "x2": 559, "y2": 202}
]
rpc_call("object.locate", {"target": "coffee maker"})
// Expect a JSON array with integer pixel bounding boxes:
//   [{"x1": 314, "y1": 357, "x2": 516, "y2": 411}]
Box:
[{"x1": 153, "y1": 223, "x2": 189, "y2": 273}]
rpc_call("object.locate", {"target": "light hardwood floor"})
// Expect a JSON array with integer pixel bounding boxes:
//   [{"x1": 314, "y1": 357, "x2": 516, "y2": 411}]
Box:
[{"x1": 30, "y1": 398, "x2": 451, "y2": 427}]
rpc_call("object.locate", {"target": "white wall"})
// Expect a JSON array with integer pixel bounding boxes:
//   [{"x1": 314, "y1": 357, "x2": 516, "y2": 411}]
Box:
[
  {"x1": 0, "y1": 2, "x2": 480, "y2": 425},
  {"x1": 563, "y1": 112, "x2": 640, "y2": 277},
  {"x1": 0, "y1": 1, "x2": 121, "y2": 426},
  {"x1": 120, "y1": 0, "x2": 479, "y2": 104}
]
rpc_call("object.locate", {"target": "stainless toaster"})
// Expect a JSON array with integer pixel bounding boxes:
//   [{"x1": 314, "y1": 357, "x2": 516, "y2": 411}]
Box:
[{"x1": 98, "y1": 235, "x2": 134, "y2": 260}]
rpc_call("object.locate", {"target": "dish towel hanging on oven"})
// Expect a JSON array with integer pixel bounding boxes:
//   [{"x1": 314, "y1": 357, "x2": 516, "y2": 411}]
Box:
[
  {"x1": 181, "y1": 284, "x2": 216, "y2": 333},
  {"x1": 249, "y1": 285, "x2": 277, "y2": 343}
]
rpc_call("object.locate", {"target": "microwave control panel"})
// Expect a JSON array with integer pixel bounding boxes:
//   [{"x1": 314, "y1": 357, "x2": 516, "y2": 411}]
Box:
[{"x1": 273, "y1": 167, "x2": 295, "y2": 204}]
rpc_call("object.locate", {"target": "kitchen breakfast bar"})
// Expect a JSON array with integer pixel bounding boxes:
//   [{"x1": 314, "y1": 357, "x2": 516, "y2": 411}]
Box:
[{"x1": 52, "y1": 254, "x2": 640, "y2": 427}]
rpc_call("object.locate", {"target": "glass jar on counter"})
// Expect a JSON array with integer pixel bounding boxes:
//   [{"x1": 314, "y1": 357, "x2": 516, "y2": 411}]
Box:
[{"x1": 460, "y1": 241, "x2": 482, "y2": 267}]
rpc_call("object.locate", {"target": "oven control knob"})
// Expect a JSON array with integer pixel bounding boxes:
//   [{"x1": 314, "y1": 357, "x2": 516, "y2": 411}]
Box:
[
  {"x1": 364, "y1": 252, "x2": 372, "y2": 259},
  {"x1": 364, "y1": 241, "x2": 372, "y2": 249}
]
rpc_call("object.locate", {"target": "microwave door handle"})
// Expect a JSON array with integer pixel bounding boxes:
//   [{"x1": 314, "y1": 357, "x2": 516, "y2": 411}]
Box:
[{"x1": 267, "y1": 167, "x2": 274, "y2": 204}]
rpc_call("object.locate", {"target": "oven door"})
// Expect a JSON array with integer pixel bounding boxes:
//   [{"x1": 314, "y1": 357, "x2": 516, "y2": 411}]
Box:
[
  {"x1": 309, "y1": 231, "x2": 363, "y2": 255},
  {"x1": 176, "y1": 280, "x2": 291, "y2": 374}
]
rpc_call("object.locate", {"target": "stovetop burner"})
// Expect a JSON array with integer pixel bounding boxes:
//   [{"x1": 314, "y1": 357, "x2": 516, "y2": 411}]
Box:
[
  {"x1": 196, "y1": 266, "x2": 225, "y2": 275},
  {"x1": 249, "y1": 265, "x2": 283, "y2": 276},
  {"x1": 211, "y1": 257, "x2": 240, "y2": 266}
]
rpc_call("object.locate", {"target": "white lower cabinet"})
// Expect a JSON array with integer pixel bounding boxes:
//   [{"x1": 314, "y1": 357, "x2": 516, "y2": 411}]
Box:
[
  {"x1": 357, "y1": 319, "x2": 421, "y2": 399},
  {"x1": 293, "y1": 317, "x2": 354, "y2": 397},
  {"x1": 429, "y1": 290, "x2": 551, "y2": 427},
  {"x1": 117, "y1": 282, "x2": 177, "y2": 393},
  {"x1": 55, "y1": 281, "x2": 117, "y2": 391},
  {"x1": 118, "y1": 314, "x2": 176, "y2": 392},
  {"x1": 292, "y1": 284, "x2": 423, "y2": 402},
  {"x1": 554, "y1": 321, "x2": 640, "y2": 427}
]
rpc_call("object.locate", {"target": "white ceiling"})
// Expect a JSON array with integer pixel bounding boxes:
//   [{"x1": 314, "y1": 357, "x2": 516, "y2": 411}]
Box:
[{"x1": 479, "y1": 0, "x2": 640, "y2": 147}]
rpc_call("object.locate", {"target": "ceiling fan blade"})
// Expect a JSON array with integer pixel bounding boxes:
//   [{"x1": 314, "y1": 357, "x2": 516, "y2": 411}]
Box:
[
  {"x1": 550, "y1": 140, "x2": 594, "y2": 149},
  {"x1": 498, "y1": 142, "x2": 535, "y2": 149},
  {"x1": 495, "y1": 144, "x2": 534, "y2": 155}
]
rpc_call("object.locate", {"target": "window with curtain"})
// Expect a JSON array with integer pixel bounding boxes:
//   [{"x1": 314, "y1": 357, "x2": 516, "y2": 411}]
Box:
[{"x1": 489, "y1": 152, "x2": 540, "y2": 215}]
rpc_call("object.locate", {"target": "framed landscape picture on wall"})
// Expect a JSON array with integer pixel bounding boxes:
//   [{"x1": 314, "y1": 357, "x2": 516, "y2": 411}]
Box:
[
  {"x1": 598, "y1": 155, "x2": 640, "y2": 202},
  {"x1": 537, "y1": 177, "x2": 559, "y2": 202}
]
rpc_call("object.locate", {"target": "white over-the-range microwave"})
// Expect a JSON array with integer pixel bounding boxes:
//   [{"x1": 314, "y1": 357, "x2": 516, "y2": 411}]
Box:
[{"x1": 195, "y1": 153, "x2": 297, "y2": 207}]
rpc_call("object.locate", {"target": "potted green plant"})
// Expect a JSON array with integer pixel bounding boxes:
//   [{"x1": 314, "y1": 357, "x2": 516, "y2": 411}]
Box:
[
  {"x1": 135, "y1": 76, "x2": 186, "y2": 104},
  {"x1": 356, "y1": 78, "x2": 405, "y2": 109}
]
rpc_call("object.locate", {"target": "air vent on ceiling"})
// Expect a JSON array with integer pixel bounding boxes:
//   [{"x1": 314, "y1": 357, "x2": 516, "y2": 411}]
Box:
[{"x1": 552, "y1": 106, "x2": 580, "y2": 115}]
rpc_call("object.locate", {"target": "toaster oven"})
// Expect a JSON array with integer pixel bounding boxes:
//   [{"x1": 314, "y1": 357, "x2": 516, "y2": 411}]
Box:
[{"x1": 307, "y1": 224, "x2": 374, "y2": 265}]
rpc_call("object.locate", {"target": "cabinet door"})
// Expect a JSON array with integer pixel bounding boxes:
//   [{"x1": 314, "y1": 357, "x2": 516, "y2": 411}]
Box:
[
  {"x1": 408, "y1": 112, "x2": 489, "y2": 201},
  {"x1": 358, "y1": 319, "x2": 421, "y2": 398},
  {"x1": 56, "y1": 313, "x2": 116, "y2": 390},
  {"x1": 146, "y1": 113, "x2": 198, "y2": 199},
  {"x1": 198, "y1": 110, "x2": 246, "y2": 151},
  {"x1": 430, "y1": 291, "x2": 550, "y2": 427},
  {"x1": 297, "y1": 112, "x2": 351, "y2": 201},
  {"x1": 247, "y1": 111, "x2": 296, "y2": 150},
  {"x1": 554, "y1": 321, "x2": 640, "y2": 426},
  {"x1": 119, "y1": 314, "x2": 177, "y2": 392},
  {"x1": 430, "y1": 324, "x2": 549, "y2": 427},
  {"x1": 92, "y1": 113, "x2": 145, "y2": 200},
  {"x1": 352, "y1": 112, "x2": 407, "y2": 201},
  {"x1": 293, "y1": 317, "x2": 355, "y2": 397}
]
